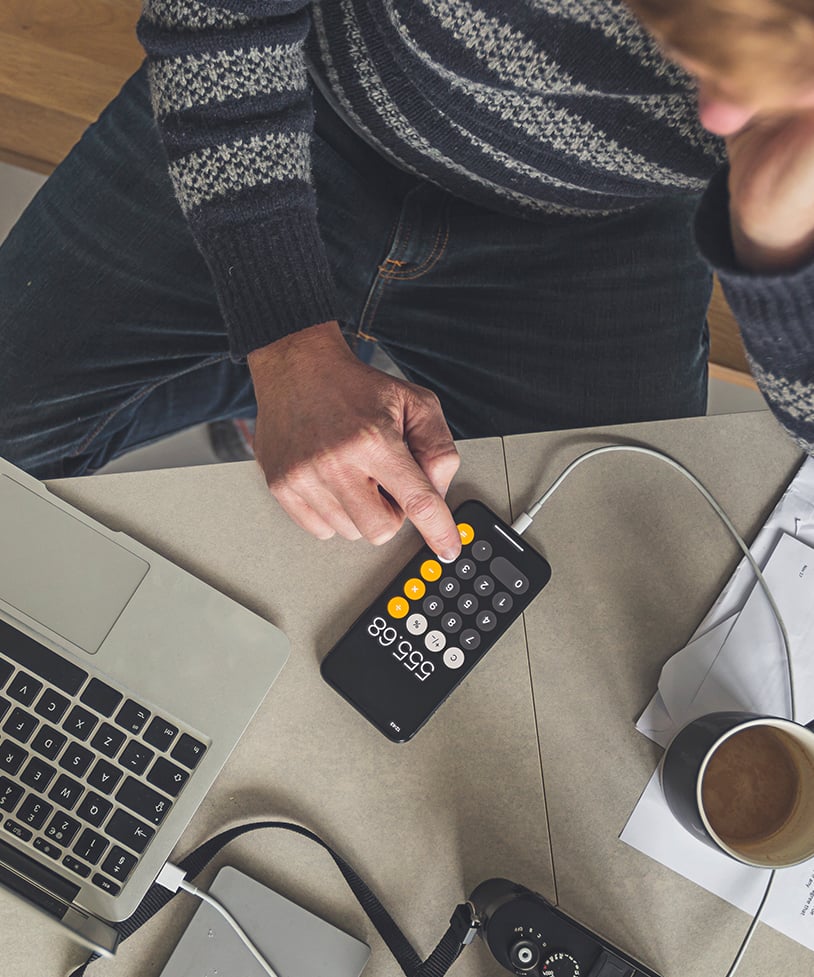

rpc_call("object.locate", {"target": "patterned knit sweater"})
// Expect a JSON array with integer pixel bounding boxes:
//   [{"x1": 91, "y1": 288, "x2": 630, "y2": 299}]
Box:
[{"x1": 137, "y1": 0, "x2": 814, "y2": 453}]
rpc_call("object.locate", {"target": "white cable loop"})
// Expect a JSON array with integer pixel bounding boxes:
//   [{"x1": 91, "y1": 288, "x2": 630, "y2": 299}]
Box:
[{"x1": 512, "y1": 443, "x2": 795, "y2": 977}]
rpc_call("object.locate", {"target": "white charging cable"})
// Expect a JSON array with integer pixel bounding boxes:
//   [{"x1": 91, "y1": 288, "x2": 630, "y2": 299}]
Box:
[
  {"x1": 156, "y1": 862, "x2": 280, "y2": 977},
  {"x1": 511, "y1": 442, "x2": 796, "y2": 977}
]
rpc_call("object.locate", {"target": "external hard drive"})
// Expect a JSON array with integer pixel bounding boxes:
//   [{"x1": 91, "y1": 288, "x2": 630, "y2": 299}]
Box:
[{"x1": 158, "y1": 865, "x2": 371, "y2": 977}]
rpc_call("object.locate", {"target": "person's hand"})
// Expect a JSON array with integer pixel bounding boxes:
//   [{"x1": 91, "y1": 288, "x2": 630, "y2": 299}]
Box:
[
  {"x1": 247, "y1": 321, "x2": 463, "y2": 559},
  {"x1": 726, "y1": 108, "x2": 814, "y2": 273}
]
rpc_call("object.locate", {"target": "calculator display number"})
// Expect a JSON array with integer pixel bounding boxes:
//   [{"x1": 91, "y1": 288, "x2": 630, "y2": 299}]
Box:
[{"x1": 367, "y1": 617, "x2": 434, "y2": 681}]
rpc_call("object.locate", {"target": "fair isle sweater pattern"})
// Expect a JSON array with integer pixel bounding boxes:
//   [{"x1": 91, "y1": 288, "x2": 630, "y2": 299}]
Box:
[{"x1": 138, "y1": 0, "x2": 813, "y2": 453}]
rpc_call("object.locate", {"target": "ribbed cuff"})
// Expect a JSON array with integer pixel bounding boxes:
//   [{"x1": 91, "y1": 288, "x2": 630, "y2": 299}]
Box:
[
  {"x1": 695, "y1": 166, "x2": 814, "y2": 367},
  {"x1": 200, "y1": 213, "x2": 339, "y2": 360}
]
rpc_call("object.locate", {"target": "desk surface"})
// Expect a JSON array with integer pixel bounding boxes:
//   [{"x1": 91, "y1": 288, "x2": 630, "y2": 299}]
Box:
[{"x1": 1, "y1": 410, "x2": 807, "y2": 977}]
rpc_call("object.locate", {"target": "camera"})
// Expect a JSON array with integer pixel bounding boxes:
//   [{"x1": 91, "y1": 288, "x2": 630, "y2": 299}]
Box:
[{"x1": 468, "y1": 879, "x2": 661, "y2": 977}]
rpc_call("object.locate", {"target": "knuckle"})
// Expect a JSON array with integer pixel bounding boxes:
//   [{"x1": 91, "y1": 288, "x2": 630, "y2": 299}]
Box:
[{"x1": 401, "y1": 491, "x2": 440, "y2": 523}]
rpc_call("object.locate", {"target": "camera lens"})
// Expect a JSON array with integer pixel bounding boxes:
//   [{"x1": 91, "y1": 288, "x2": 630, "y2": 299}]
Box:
[{"x1": 509, "y1": 938, "x2": 540, "y2": 971}]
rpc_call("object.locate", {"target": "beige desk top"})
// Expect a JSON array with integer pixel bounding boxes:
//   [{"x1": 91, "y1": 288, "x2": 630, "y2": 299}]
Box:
[{"x1": 1, "y1": 410, "x2": 807, "y2": 977}]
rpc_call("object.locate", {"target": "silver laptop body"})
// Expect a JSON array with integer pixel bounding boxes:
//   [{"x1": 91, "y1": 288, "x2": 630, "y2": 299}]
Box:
[{"x1": 0, "y1": 458, "x2": 289, "y2": 955}]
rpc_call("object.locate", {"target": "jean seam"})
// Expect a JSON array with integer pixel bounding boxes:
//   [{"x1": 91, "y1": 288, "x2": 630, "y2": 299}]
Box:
[
  {"x1": 379, "y1": 200, "x2": 451, "y2": 281},
  {"x1": 73, "y1": 352, "x2": 232, "y2": 458},
  {"x1": 357, "y1": 207, "x2": 414, "y2": 341}
]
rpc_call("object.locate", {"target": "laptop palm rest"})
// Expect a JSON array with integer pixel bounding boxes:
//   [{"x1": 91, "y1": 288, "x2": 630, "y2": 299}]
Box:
[{"x1": 0, "y1": 475, "x2": 148, "y2": 653}]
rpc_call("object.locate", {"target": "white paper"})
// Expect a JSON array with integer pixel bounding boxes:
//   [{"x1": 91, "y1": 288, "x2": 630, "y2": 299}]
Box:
[
  {"x1": 623, "y1": 773, "x2": 814, "y2": 950},
  {"x1": 623, "y1": 457, "x2": 814, "y2": 951},
  {"x1": 637, "y1": 456, "x2": 814, "y2": 744}
]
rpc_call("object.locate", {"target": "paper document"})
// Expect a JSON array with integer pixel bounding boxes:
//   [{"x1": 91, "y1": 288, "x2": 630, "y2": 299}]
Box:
[
  {"x1": 638, "y1": 456, "x2": 814, "y2": 745},
  {"x1": 622, "y1": 456, "x2": 814, "y2": 951}
]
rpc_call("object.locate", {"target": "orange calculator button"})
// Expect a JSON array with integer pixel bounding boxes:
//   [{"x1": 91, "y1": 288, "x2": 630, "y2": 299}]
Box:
[
  {"x1": 403, "y1": 578, "x2": 426, "y2": 600},
  {"x1": 420, "y1": 559, "x2": 442, "y2": 582},
  {"x1": 457, "y1": 523, "x2": 475, "y2": 545},
  {"x1": 387, "y1": 597, "x2": 410, "y2": 619}
]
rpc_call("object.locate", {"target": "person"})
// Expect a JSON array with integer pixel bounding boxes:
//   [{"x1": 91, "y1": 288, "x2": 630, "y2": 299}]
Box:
[{"x1": 1, "y1": 0, "x2": 812, "y2": 562}]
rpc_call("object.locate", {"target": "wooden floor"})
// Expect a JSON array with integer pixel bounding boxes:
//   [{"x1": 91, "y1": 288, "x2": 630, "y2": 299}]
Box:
[
  {"x1": 0, "y1": 0, "x2": 756, "y2": 388},
  {"x1": 0, "y1": 0, "x2": 142, "y2": 173}
]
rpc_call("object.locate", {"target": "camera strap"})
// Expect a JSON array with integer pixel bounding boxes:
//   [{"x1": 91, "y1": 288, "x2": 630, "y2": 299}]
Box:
[{"x1": 68, "y1": 819, "x2": 479, "y2": 977}]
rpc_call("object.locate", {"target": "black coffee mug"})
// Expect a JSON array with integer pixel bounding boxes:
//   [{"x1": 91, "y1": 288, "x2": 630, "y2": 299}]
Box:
[{"x1": 660, "y1": 711, "x2": 814, "y2": 868}]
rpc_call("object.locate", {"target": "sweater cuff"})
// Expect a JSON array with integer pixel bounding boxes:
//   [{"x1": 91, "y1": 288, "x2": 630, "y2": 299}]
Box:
[
  {"x1": 694, "y1": 166, "x2": 814, "y2": 368},
  {"x1": 200, "y1": 213, "x2": 338, "y2": 360}
]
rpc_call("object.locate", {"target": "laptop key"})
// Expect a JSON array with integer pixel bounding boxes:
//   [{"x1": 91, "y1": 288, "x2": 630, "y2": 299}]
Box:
[
  {"x1": 116, "y1": 776, "x2": 172, "y2": 825},
  {"x1": 146, "y1": 756, "x2": 189, "y2": 797},
  {"x1": 76, "y1": 792, "x2": 113, "y2": 828},
  {"x1": 59, "y1": 743, "x2": 94, "y2": 777},
  {"x1": 0, "y1": 740, "x2": 27, "y2": 776},
  {"x1": 106, "y1": 809, "x2": 155, "y2": 853},
  {"x1": 63, "y1": 706, "x2": 98, "y2": 742},
  {"x1": 48, "y1": 774, "x2": 84, "y2": 810},
  {"x1": 0, "y1": 660, "x2": 13, "y2": 688},
  {"x1": 3, "y1": 708, "x2": 38, "y2": 744},
  {"x1": 20, "y1": 757, "x2": 56, "y2": 792},
  {"x1": 91, "y1": 873, "x2": 120, "y2": 895},
  {"x1": 0, "y1": 778, "x2": 23, "y2": 812},
  {"x1": 90, "y1": 723, "x2": 125, "y2": 758},
  {"x1": 0, "y1": 620, "x2": 88, "y2": 695},
  {"x1": 45, "y1": 811, "x2": 81, "y2": 847},
  {"x1": 0, "y1": 697, "x2": 9, "y2": 722},
  {"x1": 119, "y1": 741, "x2": 154, "y2": 776},
  {"x1": 79, "y1": 679, "x2": 123, "y2": 718},
  {"x1": 31, "y1": 726, "x2": 67, "y2": 761},
  {"x1": 17, "y1": 795, "x2": 53, "y2": 831},
  {"x1": 87, "y1": 758, "x2": 122, "y2": 795},
  {"x1": 7, "y1": 673, "x2": 43, "y2": 707},
  {"x1": 143, "y1": 717, "x2": 178, "y2": 752},
  {"x1": 115, "y1": 700, "x2": 150, "y2": 735},
  {"x1": 73, "y1": 828, "x2": 108, "y2": 865},
  {"x1": 33, "y1": 837, "x2": 62, "y2": 860},
  {"x1": 62, "y1": 854, "x2": 91, "y2": 878},
  {"x1": 101, "y1": 846, "x2": 137, "y2": 882},
  {"x1": 34, "y1": 688, "x2": 70, "y2": 723},
  {"x1": 171, "y1": 733, "x2": 206, "y2": 769},
  {"x1": 3, "y1": 818, "x2": 32, "y2": 842}
]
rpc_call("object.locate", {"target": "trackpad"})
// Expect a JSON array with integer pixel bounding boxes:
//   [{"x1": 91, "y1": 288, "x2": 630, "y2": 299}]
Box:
[{"x1": 0, "y1": 475, "x2": 149, "y2": 653}]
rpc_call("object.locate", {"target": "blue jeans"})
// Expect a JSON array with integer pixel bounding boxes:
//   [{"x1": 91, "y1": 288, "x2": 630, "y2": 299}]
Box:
[{"x1": 0, "y1": 67, "x2": 712, "y2": 479}]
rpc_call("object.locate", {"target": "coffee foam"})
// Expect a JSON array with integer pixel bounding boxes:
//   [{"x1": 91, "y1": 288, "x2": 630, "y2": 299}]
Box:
[{"x1": 701, "y1": 726, "x2": 801, "y2": 853}]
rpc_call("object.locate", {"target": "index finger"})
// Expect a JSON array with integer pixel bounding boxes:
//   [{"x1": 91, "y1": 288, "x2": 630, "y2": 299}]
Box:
[{"x1": 372, "y1": 442, "x2": 462, "y2": 561}]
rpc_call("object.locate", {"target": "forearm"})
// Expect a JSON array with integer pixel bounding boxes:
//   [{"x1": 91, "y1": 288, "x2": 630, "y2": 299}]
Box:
[
  {"x1": 696, "y1": 168, "x2": 814, "y2": 453},
  {"x1": 138, "y1": 0, "x2": 337, "y2": 357}
]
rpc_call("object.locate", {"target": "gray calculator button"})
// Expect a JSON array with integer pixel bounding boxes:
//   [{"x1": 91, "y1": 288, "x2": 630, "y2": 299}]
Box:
[
  {"x1": 457, "y1": 594, "x2": 479, "y2": 615},
  {"x1": 443, "y1": 647, "x2": 465, "y2": 670},
  {"x1": 492, "y1": 591, "x2": 514, "y2": 613},
  {"x1": 423, "y1": 596, "x2": 444, "y2": 617},
  {"x1": 406, "y1": 613, "x2": 428, "y2": 635},
  {"x1": 459, "y1": 629, "x2": 481, "y2": 650},
  {"x1": 474, "y1": 574, "x2": 494, "y2": 596},
  {"x1": 439, "y1": 577, "x2": 460, "y2": 598},
  {"x1": 490, "y1": 557, "x2": 529, "y2": 595},
  {"x1": 455, "y1": 558, "x2": 476, "y2": 580},
  {"x1": 476, "y1": 610, "x2": 497, "y2": 632},
  {"x1": 471, "y1": 540, "x2": 493, "y2": 561},
  {"x1": 441, "y1": 612, "x2": 462, "y2": 634},
  {"x1": 424, "y1": 630, "x2": 446, "y2": 653}
]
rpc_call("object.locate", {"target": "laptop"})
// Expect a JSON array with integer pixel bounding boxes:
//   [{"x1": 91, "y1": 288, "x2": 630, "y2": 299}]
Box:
[{"x1": 0, "y1": 458, "x2": 289, "y2": 956}]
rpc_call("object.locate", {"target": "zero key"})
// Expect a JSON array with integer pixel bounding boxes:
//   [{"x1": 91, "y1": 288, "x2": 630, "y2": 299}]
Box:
[{"x1": 489, "y1": 557, "x2": 529, "y2": 595}]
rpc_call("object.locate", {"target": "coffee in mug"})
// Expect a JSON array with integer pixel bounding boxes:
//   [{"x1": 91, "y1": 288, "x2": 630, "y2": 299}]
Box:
[{"x1": 660, "y1": 712, "x2": 814, "y2": 868}]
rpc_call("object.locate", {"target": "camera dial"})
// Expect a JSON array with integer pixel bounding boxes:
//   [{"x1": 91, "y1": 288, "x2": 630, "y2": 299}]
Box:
[
  {"x1": 508, "y1": 938, "x2": 541, "y2": 971},
  {"x1": 541, "y1": 951, "x2": 580, "y2": 977}
]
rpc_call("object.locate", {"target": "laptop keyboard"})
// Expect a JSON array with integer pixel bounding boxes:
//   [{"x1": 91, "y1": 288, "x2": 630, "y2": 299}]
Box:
[{"x1": 0, "y1": 619, "x2": 207, "y2": 897}]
